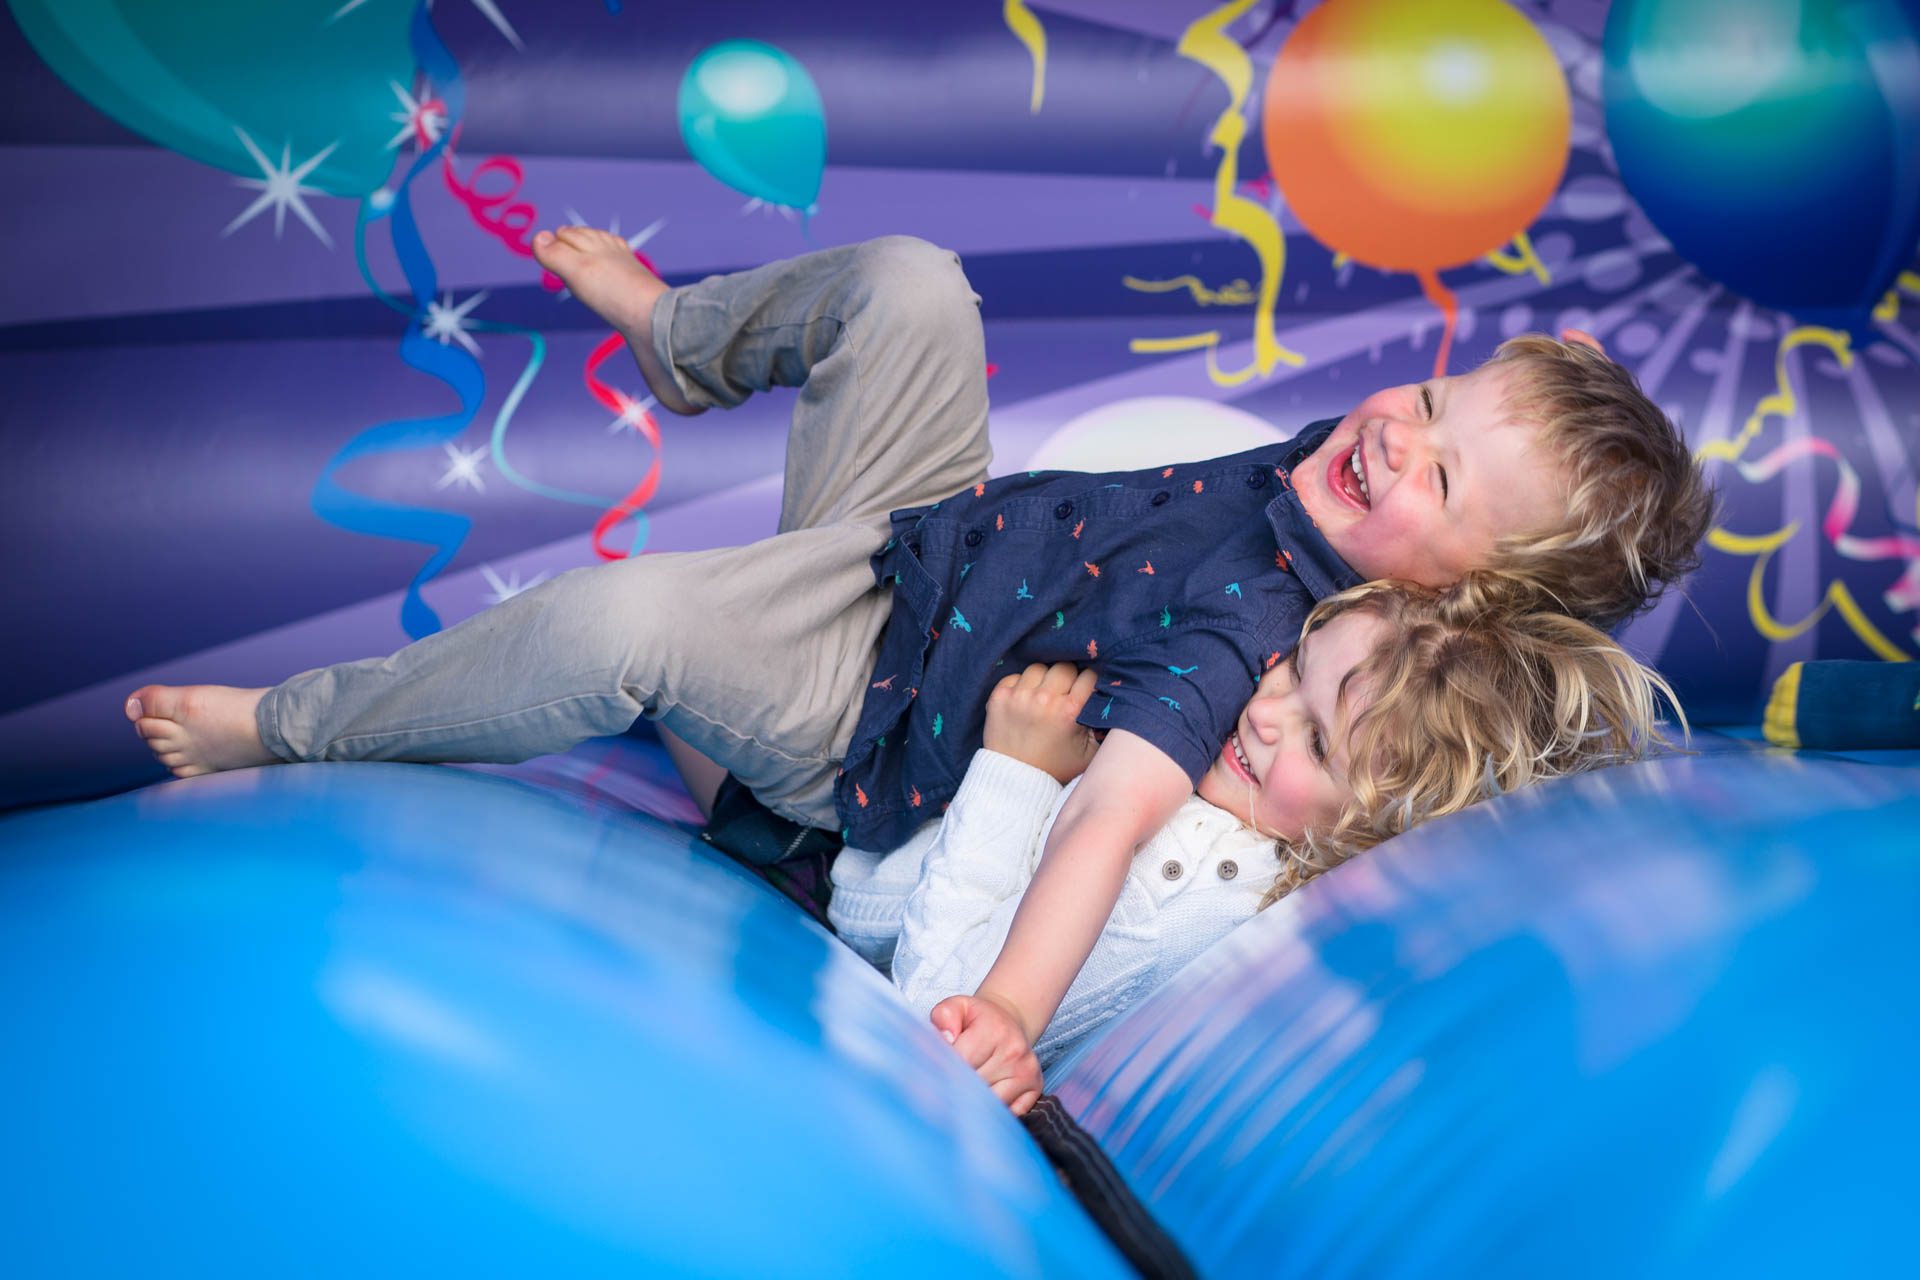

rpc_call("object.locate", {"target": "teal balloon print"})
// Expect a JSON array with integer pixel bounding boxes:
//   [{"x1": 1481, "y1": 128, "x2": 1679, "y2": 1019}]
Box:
[
  {"x1": 10, "y1": 0, "x2": 414, "y2": 197},
  {"x1": 677, "y1": 40, "x2": 827, "y2": 212}
]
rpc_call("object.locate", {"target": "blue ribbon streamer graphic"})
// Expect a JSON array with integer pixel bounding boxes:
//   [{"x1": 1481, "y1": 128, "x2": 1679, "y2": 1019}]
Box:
[{"x1": 311, "y1": 4, "x2": 478, "y2": 639}]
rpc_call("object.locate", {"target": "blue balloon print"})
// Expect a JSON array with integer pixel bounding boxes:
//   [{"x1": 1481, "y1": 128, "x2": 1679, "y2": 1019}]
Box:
[
  {"x1": 1602, "y1": 0, "x2": 1920, "y2": 339},
  {"x1": 677, "y1": 40, "x2": 827, "y2": 211}
]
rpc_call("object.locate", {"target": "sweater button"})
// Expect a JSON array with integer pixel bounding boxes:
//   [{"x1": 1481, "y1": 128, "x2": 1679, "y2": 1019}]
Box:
[
  {"x1": 1150, "y1": 491, "x2": 1171, "y2": 506},
  {"x1": 964, "y1": 528, "x2": 983, "y2": 547},
  {"x1": 1054, "y1": 501, "x2": 1074, "y2": 519},
  {"x1": 1217, "y1": 860, "x2": 1239, "y2": 880},
  {"x1": 1161, "y1": 860, "x2": 1183, "y2": 881}
]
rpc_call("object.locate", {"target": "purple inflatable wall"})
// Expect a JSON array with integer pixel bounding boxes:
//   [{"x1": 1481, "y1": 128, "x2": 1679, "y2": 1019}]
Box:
[{"x1": 4, "y1": 0, "x2": 1917, "y2": 807}]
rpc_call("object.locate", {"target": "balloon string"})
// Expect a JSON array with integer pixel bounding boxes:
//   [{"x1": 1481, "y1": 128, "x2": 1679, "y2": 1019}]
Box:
[{"x1": 1415, "y1": 270, "x2": 1458, "y2": 377}]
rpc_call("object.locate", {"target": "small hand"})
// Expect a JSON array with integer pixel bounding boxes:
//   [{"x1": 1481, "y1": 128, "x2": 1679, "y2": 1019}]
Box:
[
  {"x1": 983, "y1": 662, "x2": 1100, "y2": 784},
  {"x1": 930, "y1": 992, "x2": 1043, "y2": 1116}
]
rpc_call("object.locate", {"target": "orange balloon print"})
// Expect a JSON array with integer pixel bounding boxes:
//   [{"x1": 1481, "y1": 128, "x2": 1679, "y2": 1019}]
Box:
[{"x1": 1263, "y1": 0, "x2": 1570, "y2": 371}]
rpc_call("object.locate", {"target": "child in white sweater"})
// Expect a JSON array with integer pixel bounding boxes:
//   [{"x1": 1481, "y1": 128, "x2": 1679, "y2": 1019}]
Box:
[{"x1": 831, "y1": 578, "x2": 1679, "y2": 1092}]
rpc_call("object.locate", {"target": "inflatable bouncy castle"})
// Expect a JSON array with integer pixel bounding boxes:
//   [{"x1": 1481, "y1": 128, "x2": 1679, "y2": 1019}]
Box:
[{"x1": 4, "y1": 1, "x2": 1918, "y2": 1273}]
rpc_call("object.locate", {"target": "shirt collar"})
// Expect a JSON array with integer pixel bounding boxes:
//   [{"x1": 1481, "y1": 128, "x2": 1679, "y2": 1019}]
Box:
[{"x1": 1265, "y1": 419, "x2": 1365, "y2": 600}]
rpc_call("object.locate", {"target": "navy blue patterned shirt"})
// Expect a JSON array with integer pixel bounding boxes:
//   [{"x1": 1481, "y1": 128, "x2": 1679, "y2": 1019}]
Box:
[{"x1": 834, "y1": 420, "x2": 1362, "y2": 849}]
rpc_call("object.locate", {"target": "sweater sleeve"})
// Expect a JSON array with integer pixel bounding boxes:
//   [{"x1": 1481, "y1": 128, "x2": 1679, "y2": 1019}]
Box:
[
  {"x1": 889, "y1": 750, "x2": 1067, "y2": 1007},
  {"x1": 826, "y1": 829, "x2": 933, "y2": 969},
  {"x1": 892, "y1": 755, "x2": 1176, "y2": 1066}
]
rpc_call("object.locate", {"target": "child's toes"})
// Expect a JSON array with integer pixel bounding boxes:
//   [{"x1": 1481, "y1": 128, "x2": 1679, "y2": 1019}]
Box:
[
  {"x1": 171, "y1": 763, "x2": 209, "y2": 779},
  {"x1": 534, "y1": 228, "x2": 593, "y2": 268},
  {"x1": 556, "y1": 224, "x2": 601, "y2": 251},
  {"x1": 134, "y1": 684, "x2": 187, "y2": 723},
  {"x1": 136, "y1": 717, "x2": 178, "y2": 746}
]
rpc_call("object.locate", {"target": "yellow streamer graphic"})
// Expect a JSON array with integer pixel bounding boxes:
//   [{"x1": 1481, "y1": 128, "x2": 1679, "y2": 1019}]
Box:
[
  {"x1": 1004, "y1": 0, "x2": 1047, "y2": 114},
  {"x1": 1696, "y1": 326, "x2": 1852, "y2": 468},
  {"x1": 1872, "y1": 269, "x2": 1920, "y2": 323},
  {"x1": 1122, "y1": 274, "x2": 1256, "y2": 306},
  {"x1": 1706, "y1": 522, "x2": 1909, "y2": 661},
  {"x1": 1129, "y1": 0, "x2": 1301, "y2": 385},
  {"x1": 1698, "y1": 324, "x2": 1911, "y2": 662},
  {"x1": 1483, "y1": 231, "x2": 1551, "y2": 285}
]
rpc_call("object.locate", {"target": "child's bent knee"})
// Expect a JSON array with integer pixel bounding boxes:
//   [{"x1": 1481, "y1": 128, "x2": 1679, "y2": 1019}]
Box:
[{"x1": 853, "y1": 236, "x2": 978, "y2": 333}]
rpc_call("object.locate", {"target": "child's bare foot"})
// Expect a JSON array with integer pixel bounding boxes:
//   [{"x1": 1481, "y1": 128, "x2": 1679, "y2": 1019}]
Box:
[
  {"x1": 125, "y1": 685, "x2": 277, "y2": 778},
  {"x1": 532, "y1": 226, "x2": 703, "y2": 416}
]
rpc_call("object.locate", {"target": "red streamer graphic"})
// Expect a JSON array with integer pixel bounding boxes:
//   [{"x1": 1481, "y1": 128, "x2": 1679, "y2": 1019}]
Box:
[
  {"x1": 441, "y1": 141, "x2": 565, "y2": 292},
  {"x1": 585, "y1": 333, "x2": 663, "y2": 560},
  {"x1": 442, "y1": 136, "x2": 668, "y2": 559}
]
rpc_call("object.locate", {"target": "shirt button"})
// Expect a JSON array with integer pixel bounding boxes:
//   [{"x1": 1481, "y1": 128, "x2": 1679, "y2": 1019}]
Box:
[
  {"x1": 1161, "y1": 860, "x2": 1183, "y2": 881},
  {"x1": 906, "y1": 539, "x2": 921, "y2": 557},
  {"x1": 964, "y1": 529, "x2": 983, "y2": 547},
  {"x1": 1217, "y1": 860, "x2": 1239, "y2": 880},
  {"x1": 1150, "y1": 491, "x2": 1171, "y2": 506},
  {"x1": 1246, "y1": 469, "x2": 1269, "y2": 489},
  {"x1": 1054, "y1": 501, "x2": 1074, "y2": 520}
]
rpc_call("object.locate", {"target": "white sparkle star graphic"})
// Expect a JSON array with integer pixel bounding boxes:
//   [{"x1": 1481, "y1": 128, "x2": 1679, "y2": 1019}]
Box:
[
  {"x1": 436, "y1": 441, "x2": 488, "y2": 493},
  {"x1": 740, "y1": 197, "x2": 800, "y2": 223},
  {"x1": 422, "y1": 290, "x2": 489, "y2": 357},
  {"x1": 386, "y1": 80, "x2": 447, "y2": 152},
  {"x1": 331, "y1": 0, "x2": 522, "y2": 50},
  {"x1": 480, "y1": 563, "x2": 548, "y2": 604},
  {"x1": 606, "y1": 390, "x2": 658, "y2": 434},
  {"x1": 223, "y1": 127, "x2": 340, "y2": 248}
]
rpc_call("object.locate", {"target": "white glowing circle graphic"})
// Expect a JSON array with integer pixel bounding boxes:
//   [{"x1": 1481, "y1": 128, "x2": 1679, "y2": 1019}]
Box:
[{"x1": 1026, "y1": 397, "x2": 1293, "y2": 473}]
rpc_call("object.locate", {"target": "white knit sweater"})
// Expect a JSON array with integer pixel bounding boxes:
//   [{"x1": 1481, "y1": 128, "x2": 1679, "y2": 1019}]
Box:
[{"x1": 829, "y1": 750, "x2": 1279, "y2": 1065}]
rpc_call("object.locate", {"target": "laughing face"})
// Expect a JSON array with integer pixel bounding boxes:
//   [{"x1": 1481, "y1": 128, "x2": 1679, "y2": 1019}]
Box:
[
  {"x1": 1294, "y1": 365, "x2": 1566, "y2": 585},
  {"x1": 1195, "y1": 610, "x2": 1388, "y2": 841}
]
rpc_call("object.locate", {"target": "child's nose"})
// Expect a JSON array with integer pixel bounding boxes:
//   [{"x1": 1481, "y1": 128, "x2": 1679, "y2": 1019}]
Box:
[
  {"x1": 1379, "y1": 419, "x2": 1407, "y2": 473},
  {"x1": 1245, "y1": 695, "x2": 1284, "y2": 742},
  {"x1": 1383, "y1": 419, "x2": 1434, "y2": 476}
]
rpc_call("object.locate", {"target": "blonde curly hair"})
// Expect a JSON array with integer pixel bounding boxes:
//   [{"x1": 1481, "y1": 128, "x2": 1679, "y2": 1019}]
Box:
[{"x1": 1260, "y1": 575, "x2": 1684, "y2": 907}]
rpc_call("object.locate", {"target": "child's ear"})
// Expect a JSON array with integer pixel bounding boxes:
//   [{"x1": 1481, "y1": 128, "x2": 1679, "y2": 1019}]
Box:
[{"x1": 1559, "y1": 327, "x2": 1606, "y2": 357}]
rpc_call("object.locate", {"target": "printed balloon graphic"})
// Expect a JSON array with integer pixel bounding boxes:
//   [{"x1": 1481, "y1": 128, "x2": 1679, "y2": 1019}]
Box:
[
  {"x1": 9, "y1": 0, "x2": 414, "y2": 197},
  {"x1": 1262, "y1": 0, "x2": 1570, "y2": 372},
  {"x1": 1602, "y1": 0, "x2": 1920, "y2": 340},
  {"x1": 677, "y1": 40, "x2": 827, "y2": 212}
]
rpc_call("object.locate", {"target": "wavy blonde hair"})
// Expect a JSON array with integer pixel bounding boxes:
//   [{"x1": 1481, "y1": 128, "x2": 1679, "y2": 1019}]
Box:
[
  {"x1": 1482, "y1": 334, "x2": 1715, "y2": 629},
  {"x1": 1259, "y1": 576, "x2": 1684, "y2": 907}
]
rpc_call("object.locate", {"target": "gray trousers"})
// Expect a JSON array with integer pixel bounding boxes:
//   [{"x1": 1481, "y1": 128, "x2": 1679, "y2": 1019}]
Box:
[{"x1": 259, "y1": 237, "x2": 993, "y2": 827}]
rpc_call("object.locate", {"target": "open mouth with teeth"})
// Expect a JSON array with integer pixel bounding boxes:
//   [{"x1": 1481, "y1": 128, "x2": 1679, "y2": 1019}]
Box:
[
  {"x1": 1331, "y1": 441, "x2": 1372, "y2": 510},
  {"x1": 1222, "y1": 730, "x2": 1256, "y2": 785}
]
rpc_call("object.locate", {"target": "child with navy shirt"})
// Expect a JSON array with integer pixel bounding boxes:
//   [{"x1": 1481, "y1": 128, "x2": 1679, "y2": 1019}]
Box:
[{"x1": 130, "y1": 230, "x2": 1711, "y2": 1111}]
